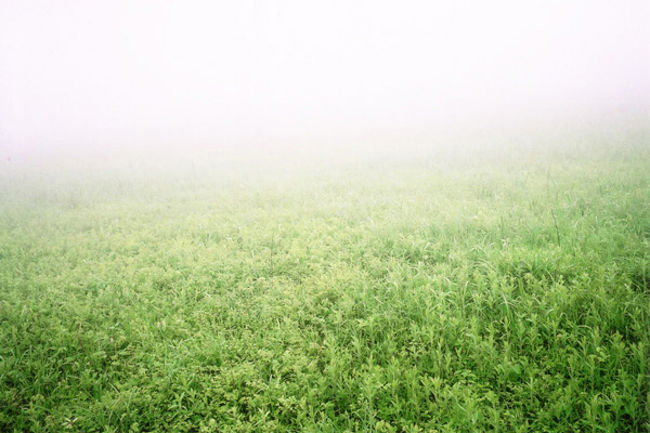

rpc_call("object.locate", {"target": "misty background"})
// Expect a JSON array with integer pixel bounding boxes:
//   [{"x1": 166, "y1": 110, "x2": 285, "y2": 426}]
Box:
[{"x1": 1, "y1": 0, "x2": 649, "y2": 167}]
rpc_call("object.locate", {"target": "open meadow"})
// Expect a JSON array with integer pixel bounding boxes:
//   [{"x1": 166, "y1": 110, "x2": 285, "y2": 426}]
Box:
[{"x1": 1, "y1": 142, "x2": 649, "y2": 432}]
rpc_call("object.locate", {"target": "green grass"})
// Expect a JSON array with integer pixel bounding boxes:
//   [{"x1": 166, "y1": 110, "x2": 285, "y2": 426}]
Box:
[{"x1": 0, "y1": 149, "x2": 649, "y2": 432}]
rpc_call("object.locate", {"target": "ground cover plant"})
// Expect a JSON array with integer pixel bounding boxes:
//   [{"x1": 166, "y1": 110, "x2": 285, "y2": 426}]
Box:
[{"x1": 0, "y1": 145, "x2": 649, "y2": 432}]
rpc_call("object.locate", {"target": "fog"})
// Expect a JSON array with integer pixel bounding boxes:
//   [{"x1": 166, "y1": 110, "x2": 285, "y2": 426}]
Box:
[{"x1": 1, "y1": 0, "x2": 649, "y2": 164}]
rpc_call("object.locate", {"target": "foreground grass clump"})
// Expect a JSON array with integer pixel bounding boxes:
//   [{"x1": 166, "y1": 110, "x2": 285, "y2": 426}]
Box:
[{"x1": 0, "y1": 154, "x2": 648, "y2": 432}]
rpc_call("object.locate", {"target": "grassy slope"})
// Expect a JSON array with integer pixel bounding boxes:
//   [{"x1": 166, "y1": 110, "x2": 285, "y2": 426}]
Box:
[{"x1": 0, "y1": 152, "x2": 649, "y2": 432}]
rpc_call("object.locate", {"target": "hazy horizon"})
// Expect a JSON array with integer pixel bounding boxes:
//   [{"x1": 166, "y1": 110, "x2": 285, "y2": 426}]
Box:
[{"x1": 1, "y1": 0, "x2": 649, "y2": 161}]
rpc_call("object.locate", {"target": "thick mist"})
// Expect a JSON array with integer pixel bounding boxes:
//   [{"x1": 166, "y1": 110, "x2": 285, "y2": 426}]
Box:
[
  {"x1": 2, "y1": 4, "x2": 650, "y2": 431},
  {"x1": 1, "y1": 0, "x2": 649, "y2": 164}
]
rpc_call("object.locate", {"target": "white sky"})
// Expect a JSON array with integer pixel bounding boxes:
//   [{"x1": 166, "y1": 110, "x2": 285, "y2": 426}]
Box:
[{"x1": 1, "y1": 0, "x2": 649, "y2": 155}]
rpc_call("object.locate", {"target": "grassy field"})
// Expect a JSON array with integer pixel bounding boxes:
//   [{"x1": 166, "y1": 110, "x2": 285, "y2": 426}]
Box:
[{"x1": 1, "y1": 145, "x2": 649, "y2": 432}]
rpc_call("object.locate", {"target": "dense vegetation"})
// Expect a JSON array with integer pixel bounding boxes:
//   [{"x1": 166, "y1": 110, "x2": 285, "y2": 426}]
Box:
[{"x1": 1, "y1": 147, "x2": 648, "y2": 432}]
